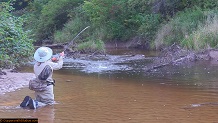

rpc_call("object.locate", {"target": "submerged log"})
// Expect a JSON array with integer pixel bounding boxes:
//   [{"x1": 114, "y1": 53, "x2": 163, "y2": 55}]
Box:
[
  {"x1": 145, "y1": 47, "x2": 218, "y2": 72},
  {"x1": 145, "y1": 63, "x2": 169, "y2": 72},
  {"x1": 145, "y1": 44, "x2": 197, "y2": 72}
]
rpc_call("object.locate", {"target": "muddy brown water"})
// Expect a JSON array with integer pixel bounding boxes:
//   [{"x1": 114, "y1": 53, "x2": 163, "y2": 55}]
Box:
[{"x1": 1, "y1": 48, "x2": 218, "y2": 123}]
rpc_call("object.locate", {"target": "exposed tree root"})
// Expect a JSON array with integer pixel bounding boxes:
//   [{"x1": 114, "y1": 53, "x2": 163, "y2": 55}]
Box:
[{"x1": 145, "y1": 44, "x2": 210, "y2": 72}]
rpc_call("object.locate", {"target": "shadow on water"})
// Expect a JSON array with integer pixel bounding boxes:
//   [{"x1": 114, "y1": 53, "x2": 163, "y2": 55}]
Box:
[{"x1": 1, "y1": 48, "x2": 218, "y2": 123}]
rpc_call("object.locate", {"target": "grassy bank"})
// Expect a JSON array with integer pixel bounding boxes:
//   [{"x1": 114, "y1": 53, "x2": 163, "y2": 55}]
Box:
[{"x1": 154, "y1": 8, "x2": 218, "y2": 51}]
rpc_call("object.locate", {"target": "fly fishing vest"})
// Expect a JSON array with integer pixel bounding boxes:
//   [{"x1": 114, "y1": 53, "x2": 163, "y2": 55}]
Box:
[{"x1": 29, "y1": 65, "x2": 55, "y2": 92}]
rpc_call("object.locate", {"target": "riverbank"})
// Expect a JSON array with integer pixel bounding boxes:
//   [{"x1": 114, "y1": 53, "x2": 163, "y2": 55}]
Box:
[{"x1": 0, "y1": 69, "x2": 34, "y2": 95}]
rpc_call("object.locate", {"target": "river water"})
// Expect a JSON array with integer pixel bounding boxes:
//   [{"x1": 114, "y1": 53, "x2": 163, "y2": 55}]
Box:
[{"x1": 1, "y1": 48, "x2": 218, "y2": 123}]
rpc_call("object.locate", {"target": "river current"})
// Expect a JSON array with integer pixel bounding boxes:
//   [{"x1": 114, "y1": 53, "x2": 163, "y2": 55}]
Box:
[{"x1": 0, "y1": 48, "x2": 218, "y2": 123}]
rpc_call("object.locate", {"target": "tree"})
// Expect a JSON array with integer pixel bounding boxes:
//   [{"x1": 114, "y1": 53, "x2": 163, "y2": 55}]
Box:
[{"x1": 0, "y1": 1, "x2": 34, "y2": 68}]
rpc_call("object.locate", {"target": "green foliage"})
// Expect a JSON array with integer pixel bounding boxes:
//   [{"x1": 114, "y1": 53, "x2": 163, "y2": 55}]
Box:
[
  {"x1": 155, "y1": 7, "x2": 218, "y2": 50},
  {"x1": 82, "y1": 0, "x2": 158, "y2": 41},
  {"x1": 54, "y1": 15, "x2": 90, "y2": 43},
  {"x1": 137, "y1": 13, "x2": 161, "y2": 41},
  {"x1": 151, "y1": 0, "x2": 218, "y2": 18},
  {"x1": 179, "y1": 0, "x2": 218, "y2": 10},
  {"x1": 127, "y1": 0, "x2": 151, "y2": 13},
  {"x1": 83, "y1": 0, "x2": 128, "y2": 40},
  {"x1": 12, "y1": 0, "x2": 32, "y2": 10},
  {"x1": 154, "y1": 8, "x2": 206, "y2": 49},
  {"x1": 26, "y1": 0, "x2": 83, "y2": 43},
  {"x1": 21, "y1": 0, "x2": 218, "y2": 51},
  {"x1": 181, "y1": 11, "x2": 218, "y2": 50},
  {"x1": 0, "y1": 2, "x2": 34, "y2": 68},
  {"x1": 83, "y1": 0, "x2": 108, "y2": 26},
  {"x1": 77, "y1": 39, "x2": 105, "y2": 53}
]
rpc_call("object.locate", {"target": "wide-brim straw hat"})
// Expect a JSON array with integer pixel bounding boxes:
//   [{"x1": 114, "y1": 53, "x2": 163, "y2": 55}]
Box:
[{"x1": 34, "y1": 47, "x2": 53, "y2": 62}]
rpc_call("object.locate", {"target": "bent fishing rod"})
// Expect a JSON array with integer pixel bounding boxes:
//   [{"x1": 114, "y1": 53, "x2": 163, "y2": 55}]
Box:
[{"x1": 51, "y1": 26, "x2": 90, "y2": 61}]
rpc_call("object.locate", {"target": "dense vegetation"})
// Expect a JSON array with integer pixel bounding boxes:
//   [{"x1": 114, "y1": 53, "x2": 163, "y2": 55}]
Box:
[
  {"x1": 0, "y1": 1, "x2": 34, "y2": 68},
  {"x1": 1, "y1": 0, "x2": 218, "y2": 68},
  {"x1": 24, "y1": 0, "x2": 218, "y2": 50}
]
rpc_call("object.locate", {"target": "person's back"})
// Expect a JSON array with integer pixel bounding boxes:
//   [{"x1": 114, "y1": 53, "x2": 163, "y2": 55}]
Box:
[{"x1": 20, "y1": 47, "x2": 64, "y2": 109}]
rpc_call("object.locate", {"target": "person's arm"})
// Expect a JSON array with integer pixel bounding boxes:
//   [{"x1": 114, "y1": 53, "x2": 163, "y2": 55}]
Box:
[{"x1": 48, "y1": 56, "x2": 63, "y2": 70}]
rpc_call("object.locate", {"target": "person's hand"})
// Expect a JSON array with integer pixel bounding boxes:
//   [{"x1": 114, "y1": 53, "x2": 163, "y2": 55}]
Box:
[
  {"x1": 51, "y1": 55, "x2": 59, "y2": 62},
  {"x1": 60, "y1": 52, "x2": 64, "y2": 57}
]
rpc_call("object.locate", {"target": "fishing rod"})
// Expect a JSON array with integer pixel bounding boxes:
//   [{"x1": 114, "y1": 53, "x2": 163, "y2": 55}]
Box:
[
  {"x1": 63, "y1": 26, "x2": 90, "y2": 52},
  {"x1": 51, "y1": 26, "x2": 90, "y2": 61}
]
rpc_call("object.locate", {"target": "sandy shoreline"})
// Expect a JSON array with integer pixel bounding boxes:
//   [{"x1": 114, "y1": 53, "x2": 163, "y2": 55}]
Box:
[{"x1": 0, "y1": 69, "x2": 34, "y2": 95}]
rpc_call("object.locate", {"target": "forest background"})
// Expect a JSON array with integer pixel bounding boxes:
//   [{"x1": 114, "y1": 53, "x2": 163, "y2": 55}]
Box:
[{"x1": 1, "y1": 0, "x2": 218, "y2": 68}]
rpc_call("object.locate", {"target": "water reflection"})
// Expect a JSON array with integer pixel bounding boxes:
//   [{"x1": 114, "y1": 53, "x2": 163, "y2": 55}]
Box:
[
  {"x1": 32, "y1": 106, "x2": 55, "y2": 123},
  {"x1": 0, "y1": 91, "x2": 55, "y2": 122}
]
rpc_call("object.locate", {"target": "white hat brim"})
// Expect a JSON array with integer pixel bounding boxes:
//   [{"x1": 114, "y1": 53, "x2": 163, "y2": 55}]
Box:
[{"x1": 34, "y1": 47, "x2": 53, "y2": 62}]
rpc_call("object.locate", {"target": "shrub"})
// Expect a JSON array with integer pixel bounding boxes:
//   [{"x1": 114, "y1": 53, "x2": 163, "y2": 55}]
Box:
[
  {"x1": 154, "y1": 8, "x2": 206, "y2": 49},
  {"x1": 26, "y1": 0, "x2": 83, "y2": 43},
  {"x1": 137, "y1": 13, "x2": 162, "y2": 42},
  {"x1": 77, "y1": 39, "x2": 105, "y2": 53},
  {"x1": 182, "y1": 12, "x2": 218, "y2": 50},
  {"x1": 0, "y1": 2, "x2": 34, "y2": 68},
  {"x1": 54, "y1": 15, "x2": 90, "y2": 43}
]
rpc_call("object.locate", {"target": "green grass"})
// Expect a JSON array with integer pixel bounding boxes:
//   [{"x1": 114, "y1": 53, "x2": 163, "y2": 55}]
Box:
[
  {"x1": 154, "y1": 8, "x2": 206, "y2": 50},
  {"x1": 182, "y1": 14, "x2": 218, "y2": 50}
]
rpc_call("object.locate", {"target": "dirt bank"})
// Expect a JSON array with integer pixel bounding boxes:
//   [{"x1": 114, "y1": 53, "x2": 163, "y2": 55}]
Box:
[{"x1": 0, "y1": 69, "x2": 34, "y2": 95}]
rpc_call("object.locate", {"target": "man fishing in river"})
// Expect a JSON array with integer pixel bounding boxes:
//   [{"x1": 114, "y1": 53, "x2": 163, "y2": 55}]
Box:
[
  {"x1": 19, "y1": 26, "x2": 89, "y2": 109},
  {"x1": 20, "y1": 46, "x2": 64, "y2": 109}
]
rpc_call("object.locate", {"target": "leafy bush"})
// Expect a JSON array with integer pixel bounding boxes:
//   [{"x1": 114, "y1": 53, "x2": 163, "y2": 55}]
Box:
[
  {"x1": 182, "y1": 11, "x2": 218, "y2": 50},
  {"x1": 77, "y1": 39, "x2": 105, "y2": 53},
  {"x1": 154, "y1": 8, "x2": 206, "y2": 49},
  {"x1": 26, "y1": 0, "x2": 83, "y2": 43},
  {"x1": 151, "y1": 0, "x2": 218, "y2": 18},
  {"x1": 22, "y1": 0, "x2": 218, "y2": 51},
  {"x1": 137, "y1": 13, "x2": 161, "y2": 41},
  {"x1": 0, "y1": 2, "x2": 34, "y2": 68},
  {"x1": 180, "y1": 0, "x2": 218, "y2": 10},
  {"x1": 155, "y1": 7, "x2": 218, "y2": 50},
  {"x1": 54, "y1": 15, "x2": 90, "y2": 43}
]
